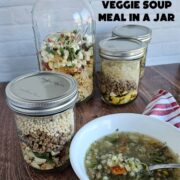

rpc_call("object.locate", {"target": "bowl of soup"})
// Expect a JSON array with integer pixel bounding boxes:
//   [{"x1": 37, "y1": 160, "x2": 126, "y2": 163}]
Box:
[{"x1": 70, "y1": 113, "x2": 180, "y2": 180}]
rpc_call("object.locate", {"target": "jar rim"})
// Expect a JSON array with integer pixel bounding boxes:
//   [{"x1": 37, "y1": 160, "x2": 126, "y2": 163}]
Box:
[
  {"x1": 112, "y1": 24, "x2": 152, "y2": 43},
  {"x1": 99, "y1": 37, "x2": 145, "y2": 60},
  {"x1": 6, "y1": 72, "x2": 78, "y2": 116}
]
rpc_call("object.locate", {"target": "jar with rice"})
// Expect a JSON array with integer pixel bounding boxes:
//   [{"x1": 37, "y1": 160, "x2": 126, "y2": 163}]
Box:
[{"x1": 99, "y1": 37, "x2": 145, "y2": 105}]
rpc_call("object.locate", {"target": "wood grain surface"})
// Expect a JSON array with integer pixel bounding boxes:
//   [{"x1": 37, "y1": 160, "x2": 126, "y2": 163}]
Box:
[{"x1": 0, "y1": 64, "x2": 180, "y2": 180}]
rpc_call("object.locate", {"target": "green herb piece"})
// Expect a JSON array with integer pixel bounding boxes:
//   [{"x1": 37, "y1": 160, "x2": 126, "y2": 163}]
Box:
[
  {"x1": 46, "y1": 159, "x2": 55, "y2": 164},
  {"x1": 75, "y1": 49, "x2": 80, "y2": 55},
  {"x1": 60, "y1": 47, "x2": 64, "y2": 56},
  {"x1": 105, "y1": 136, "x2": 119, "y2": 144},
  {"x1": 68, "y1": 47, "x2": 76, "y2": 61},
  {"x1": 34, "y1": 152, "x2": 50, "y2": 159},
  {"x1": 45, "y1": 46, "x2": 55, "y2": 55},
  {"x1": 65, "y1": 36, "x2": 69, "y2": 41},
  {"x1": 153, "y1": 158, "x2": 163, "y2": 163},
  {"x1": 87, "y1": 160, "x2": 97, "y2": 168}
]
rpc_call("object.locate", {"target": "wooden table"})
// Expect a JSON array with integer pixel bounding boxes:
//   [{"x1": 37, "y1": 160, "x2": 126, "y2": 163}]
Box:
[{"x1": 0, "y1": 64, "x2": 179, "y2": 180}]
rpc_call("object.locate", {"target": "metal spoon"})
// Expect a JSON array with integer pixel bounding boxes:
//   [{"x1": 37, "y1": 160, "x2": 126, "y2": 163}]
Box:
[{"x1": 149, "y1": 163, "x2": 180, "y2": 171}]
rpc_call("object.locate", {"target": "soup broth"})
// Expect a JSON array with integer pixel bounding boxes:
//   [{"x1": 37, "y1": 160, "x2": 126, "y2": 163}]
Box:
[{"x1": 85, "y1": 132, "x2": 180, "y2": 180}]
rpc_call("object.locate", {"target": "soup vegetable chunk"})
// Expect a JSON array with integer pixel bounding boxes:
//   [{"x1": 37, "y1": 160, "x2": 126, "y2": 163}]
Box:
[{"x1": 85, "y1": 132, "x2": 180, "y2": 180}]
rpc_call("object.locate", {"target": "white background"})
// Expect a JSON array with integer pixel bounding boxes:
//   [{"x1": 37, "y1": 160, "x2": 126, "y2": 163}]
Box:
[{"x1": 0, "y1": 0, "x2": 180, "y2": 82}]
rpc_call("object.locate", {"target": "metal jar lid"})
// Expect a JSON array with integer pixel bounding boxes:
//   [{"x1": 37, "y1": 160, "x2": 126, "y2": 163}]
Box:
[
  {"x1": 6, "y1": 72, "x2": 78, "y2": 116},
  {"x1": 99, "y1": 37, "x2": 145, "y2": 60},
  {"x1": 112, "y1": 25, "x2": 152, "y2": 43}
]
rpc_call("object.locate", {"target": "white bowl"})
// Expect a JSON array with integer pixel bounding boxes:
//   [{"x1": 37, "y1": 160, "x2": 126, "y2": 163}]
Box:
[{"x1": 70, "y1": 113, "x2": 180, "y2": 180}]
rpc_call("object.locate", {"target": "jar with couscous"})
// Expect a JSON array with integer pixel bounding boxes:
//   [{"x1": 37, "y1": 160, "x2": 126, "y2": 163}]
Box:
[
  {"x1": 32, "y1": 0, "x2": 95, "y2": 102},
  {"x1": 6, "y1": 72, "x2": 78, "y2": 171},
  {"x1": 99, "y1": 37, "x2": 145, "y2": 105}
]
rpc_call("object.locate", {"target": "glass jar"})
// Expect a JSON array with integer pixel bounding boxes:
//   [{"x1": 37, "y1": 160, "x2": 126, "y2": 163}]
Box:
[
  {"x1": 32, "y1": 0, "x2": 95, "y2": 102},
  {"x1": 99, "y1": 37, "x2": 145, "y2": 105},
  {"x1": 112, "y1": 25, "x2": 152, "y2": 78},
  {"x1": 5, "y1": 72, "x2": 78, "y2": 171}
]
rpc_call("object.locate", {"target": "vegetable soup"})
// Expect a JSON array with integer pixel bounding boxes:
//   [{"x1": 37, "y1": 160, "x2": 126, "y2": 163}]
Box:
[{"x1": 85, "y1": 132, "x2": 180, "y2": 180}]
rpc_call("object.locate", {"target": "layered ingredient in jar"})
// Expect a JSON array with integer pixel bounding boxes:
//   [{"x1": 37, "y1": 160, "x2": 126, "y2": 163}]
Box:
[
  {"x1": 140, "y1": 48, "x2": 147, "y2": 78},
  {"x1": 39, "y1": 31, "x2": 94, "y2": 102},
  {"x1": 15, "y1": 109, "x2": 74, "y2": 170},
  {"x1": 100, "y1": 60, "x2": 140, "y2": 105}
]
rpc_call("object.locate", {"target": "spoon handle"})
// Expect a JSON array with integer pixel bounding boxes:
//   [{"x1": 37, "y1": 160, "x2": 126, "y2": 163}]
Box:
[{"x1": 149, "y1": 164, "x2": 180, "y2": 171}]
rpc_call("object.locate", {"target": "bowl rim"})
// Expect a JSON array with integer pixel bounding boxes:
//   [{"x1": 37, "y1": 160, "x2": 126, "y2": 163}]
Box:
[{"x1": 70, "y1": 113, "x2": 180, "y2": 179}]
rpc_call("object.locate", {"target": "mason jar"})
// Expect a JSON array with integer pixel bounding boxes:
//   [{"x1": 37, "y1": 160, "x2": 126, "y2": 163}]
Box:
[
  {"x1": 32, "y1": 0, "x2": 95, "y2": 102},
  {"x1": 99, "y1": 37, "x2": 145, "y2": 105},
  {"x1": 112, "y1": 25, "x2": 152, "y2": 78},
  {"x1": 6, "y1": 72, "x2": 78, "y2": 171}
]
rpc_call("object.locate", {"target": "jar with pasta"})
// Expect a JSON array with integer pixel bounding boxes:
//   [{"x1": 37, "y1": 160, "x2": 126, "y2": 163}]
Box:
[
  {"x1": 112, "y1": 25, "x2": 152, "y2": 78},
  {"x1": 99, "y1": 37, "x2": 145, "y2": 105},
  {"x1": 6, "y1": 72, "x2": 78, "y2": 171},
  {"x1": 32, "y1": 0, "x2": 95, "y2": 102}
]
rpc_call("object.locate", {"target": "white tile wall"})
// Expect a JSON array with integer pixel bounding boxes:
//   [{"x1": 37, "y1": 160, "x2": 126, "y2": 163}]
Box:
[{"x1": 0, "y1": 0, "x2": 180, "y2": 82}]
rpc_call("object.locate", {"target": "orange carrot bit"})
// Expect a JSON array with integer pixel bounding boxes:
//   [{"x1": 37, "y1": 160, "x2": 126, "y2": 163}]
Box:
[{"x1": 111, "y1": 166, "x2": 127, "y2": 175}]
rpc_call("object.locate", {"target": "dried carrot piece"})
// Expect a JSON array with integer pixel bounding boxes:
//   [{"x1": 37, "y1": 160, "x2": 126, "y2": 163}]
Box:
[
  {"x1": 42, "y1": 61, "x2": 52, "y2": 71},
  {"x1": 111, "y1": 166, "x2": 127, "y2": 175}
]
